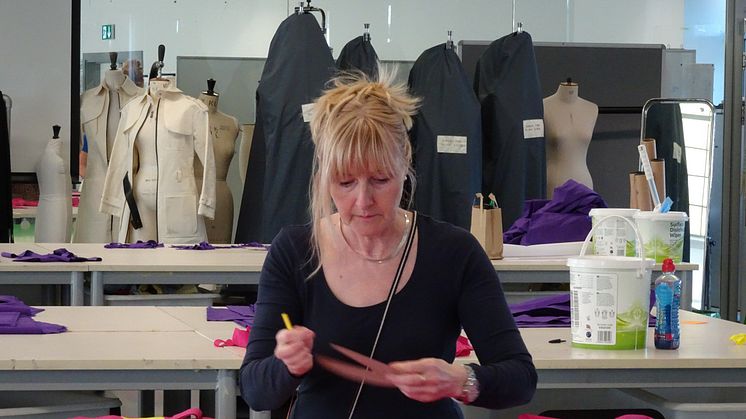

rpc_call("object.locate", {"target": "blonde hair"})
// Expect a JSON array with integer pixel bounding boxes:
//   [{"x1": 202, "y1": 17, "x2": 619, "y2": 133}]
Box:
[{"x1": 307, "y1": 65, "x2": 419, "y2": 276}]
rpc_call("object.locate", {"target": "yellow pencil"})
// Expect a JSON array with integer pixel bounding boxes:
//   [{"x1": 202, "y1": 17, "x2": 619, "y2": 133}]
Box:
[{"x1": 281, "y1": 312, "x2": 293, "y2": 330}]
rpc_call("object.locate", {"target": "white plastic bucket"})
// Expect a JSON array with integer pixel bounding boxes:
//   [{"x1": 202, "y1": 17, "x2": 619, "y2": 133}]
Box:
[
  {"x1": 633, "y1": 211, "x2": 688, "y2": 263},
  {"x1": 589, "y1": 208, "x2": 639, "y2": 257},
  {"x1": 568, "y1": 215, "x2": 655, "y2": 350}
]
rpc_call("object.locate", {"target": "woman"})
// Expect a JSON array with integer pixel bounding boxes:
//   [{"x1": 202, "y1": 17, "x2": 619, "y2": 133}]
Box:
[{"x1": 240, "y1": 68, "x2": 537, "y2": 418}]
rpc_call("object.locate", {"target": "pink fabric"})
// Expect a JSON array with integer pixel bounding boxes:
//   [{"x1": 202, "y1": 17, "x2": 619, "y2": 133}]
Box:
[
  {"x1": 455, "y1": 335, "x2": 473, "y2": 357},
  {"x1": 71, "y1": 407, "x2": 213, "y2": 419},
  {"x1": 616, "y1": 416, "x2": 654, "y2": 419},
  {"x1": 11, "y1": 198, "x2": 38, "y2": 208},
  {"x1": 213, "y1": 327, "x2": 250, "y2": 348}
]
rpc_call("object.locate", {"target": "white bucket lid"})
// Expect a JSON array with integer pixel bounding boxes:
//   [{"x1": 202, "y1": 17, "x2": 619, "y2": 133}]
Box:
[
  {"x1": 633, "y1": 211, "x2": 689, "y2": 222},
  {"x1": 567, "y1": 255, "x2": 655, "y2": 270},
  {"x1": 589, "y1": 208, "x2": 640, "y2": 217}
]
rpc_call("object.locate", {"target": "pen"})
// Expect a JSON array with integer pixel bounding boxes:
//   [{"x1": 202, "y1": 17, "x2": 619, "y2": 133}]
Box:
[
  {"x1": 548, "y1": 338, "x2": 566, "y2": 344},
  {"x1": 281, "y1": 312, "x2": 293, "y2": 330}
]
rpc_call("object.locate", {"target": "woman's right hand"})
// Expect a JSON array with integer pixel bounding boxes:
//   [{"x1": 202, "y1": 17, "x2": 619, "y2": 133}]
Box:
[{"x1": 274, "y1": 326, "x2": 315, "y2": 376}]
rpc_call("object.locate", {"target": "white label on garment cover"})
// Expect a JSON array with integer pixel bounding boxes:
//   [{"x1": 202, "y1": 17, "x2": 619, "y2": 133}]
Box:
[
  {"x1": 673, "y1": 142, "x2": 682, "y2": 163},
  {"x1": 301, "y1": 103, "x2": 315, "y2": 123},
  {"x1": 523, "y1": 119, "x2": 545, "y2": 139},
  {"x1": 436, "y1": 135, "x2": 468, "y2": 154}
]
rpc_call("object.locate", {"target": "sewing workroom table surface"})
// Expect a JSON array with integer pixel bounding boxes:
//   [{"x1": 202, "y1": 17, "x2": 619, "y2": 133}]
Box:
[
  {"x1": 0, "y1": 243, "x2": 87, "y2": 305},
  {"x1": 2, "y1": 307, "x2": 742, "y2": 419}
]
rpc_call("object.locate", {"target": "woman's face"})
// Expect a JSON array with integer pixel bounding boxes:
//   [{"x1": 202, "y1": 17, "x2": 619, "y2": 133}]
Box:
[{"x1": 330, "y1": 168, "x2": 404, "y2": 238}]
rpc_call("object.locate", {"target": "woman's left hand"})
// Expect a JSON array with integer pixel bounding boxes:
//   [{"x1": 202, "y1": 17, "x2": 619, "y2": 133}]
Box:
[{"x1": 386, "y1": 358, "x2": 467, "y2": 403}]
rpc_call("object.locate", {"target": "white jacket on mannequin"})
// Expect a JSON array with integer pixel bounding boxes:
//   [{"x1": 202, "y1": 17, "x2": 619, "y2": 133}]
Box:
[
  {"x1": 76, "y1": 77, "x2": 142, "y2": 242},
  {"x1": 99, "y1": 84, "x2": 216, "y2": 243}
]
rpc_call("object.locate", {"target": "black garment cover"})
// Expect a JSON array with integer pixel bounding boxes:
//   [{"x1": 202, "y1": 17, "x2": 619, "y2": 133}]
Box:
[
  {"x1": 408, "y1": 44, "x2": 482, "y2": 230},
  {"x1": 0, "y1": 91, "x2": 12, "y2": 242},
  {"x1": 235, "y1": 13, "x2": 335, "y2": 244},
  {"x1": 474, "y1": 32, "x2": 546, "y2": 231},
  {"x1": 644, "y1": 103, "x2": 690, "y2": 261},
  {"x1": 336, "y1": 35, "x2": 379, "y2": 78}
]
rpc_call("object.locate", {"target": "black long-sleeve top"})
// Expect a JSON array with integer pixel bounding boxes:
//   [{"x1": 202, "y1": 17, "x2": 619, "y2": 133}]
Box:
[{"x1": 240, "y1": 214, "x2": 537, "y2": 418}]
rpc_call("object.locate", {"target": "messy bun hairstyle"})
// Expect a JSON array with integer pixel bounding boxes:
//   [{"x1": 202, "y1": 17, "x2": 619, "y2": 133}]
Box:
[{"x1": 307, "y1": 65, "x2": 419, "y2": 275}]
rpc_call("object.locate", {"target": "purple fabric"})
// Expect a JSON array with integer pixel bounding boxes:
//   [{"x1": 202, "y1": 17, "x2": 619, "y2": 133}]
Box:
[
  {"x1": 172, "y1": 241, "x2": 269, "y2": 250},
  {"x1": 0, "y1": 311, "x2": 20, "y2": 326},
  {"x1": 2, "y1": 248, "x2": 102, "y2": 262},
  {"x1": 207, "y1": 305, "x2": 256, "y2": 328},
  {"x1": 503, "y1": 179, "x2": 608, "y2": 245},
  {"x1": 0, "y1": 295, "x2": 66, "y2": 334},
  {"x1": 510, "y1": 292, "x2": 656, "y2": 328},
  {"x1": 0, "y1": 315, "x2": 67, "y2": 334},
  {"x1": 0, "y1": 295, "x2": 43, "y2": 315},
  {"x1": 105, "y1": 240, "x2": 164, "y2": 249}
]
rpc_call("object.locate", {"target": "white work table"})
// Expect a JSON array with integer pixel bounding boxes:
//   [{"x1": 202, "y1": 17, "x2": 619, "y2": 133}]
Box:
[
  {"x1": 1, "y1": 306, "x2": 243, "y2": 419},
  {"x1": 460, "y1": 310, "x2": 746, "y2": 389},
  {"x1": 5, "y1": 307, "x2": 743, "y2": 419},
  {"x1": 0, "y1": 243, "x2": 87, "y2": 305},
  {"x1": 6, "y1": 243, "x2": 698, "y2": 308},
  {"x1": 35, "y1": 243, "x2": 266, "y2": 306}
]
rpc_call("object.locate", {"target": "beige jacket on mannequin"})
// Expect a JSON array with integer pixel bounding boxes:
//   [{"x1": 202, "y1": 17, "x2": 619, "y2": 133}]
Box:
[
  {"x1": 99, "y1": 83, "x2": 216, "y2": 243},
  {"x1": 77, "y1": 76, "x2": 142, "y2": 242}
]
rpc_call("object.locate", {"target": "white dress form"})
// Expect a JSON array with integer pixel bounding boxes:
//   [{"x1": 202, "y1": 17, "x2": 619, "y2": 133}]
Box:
[
  {"x1": 127, "y1": 81, "x2": 168, "y2": 242},
  {"x1": 104, "y1": 70, "x2": 124, "y2": 160},
  {"x1": 36, "y1": 133, "x2": 72, "y2": 242},
  {"x1": 543, "y1": 82, "x2": 598, "y2": 198},
  {"x1": 195, "y1": 93, "x2": 239, "y2": 243},
  {"x1": 75, "y1": 70, "x2": 142, "y2": 243}
]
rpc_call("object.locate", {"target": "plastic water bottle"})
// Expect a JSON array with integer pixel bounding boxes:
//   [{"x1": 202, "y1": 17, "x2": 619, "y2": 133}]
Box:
[{"x1": 654, "y1": 258, "x2": 680, "y2": 349}]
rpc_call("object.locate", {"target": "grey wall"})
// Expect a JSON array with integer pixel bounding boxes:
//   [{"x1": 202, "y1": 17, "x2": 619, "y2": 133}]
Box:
[{"x1": 0, "y1": 0, "x2": 72, "y2": 174}]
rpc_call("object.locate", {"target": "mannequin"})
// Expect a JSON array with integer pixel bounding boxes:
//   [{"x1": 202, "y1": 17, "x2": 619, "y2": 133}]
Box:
[
  {"x1": 36, "y1": 125, "x2": 72, "y2": 242},
  {"x1": 195, "y1": 79, "x2": 240, "y2": 243},
  {"x1": 76, "y1": 52, "x2": 142, "y2": 242},
  {"x1": 100, "y1": 46, "x2": 215, "y2": 244},
  {"x1": 543, "y1": 80, "x2": 598, "y2": 198}
]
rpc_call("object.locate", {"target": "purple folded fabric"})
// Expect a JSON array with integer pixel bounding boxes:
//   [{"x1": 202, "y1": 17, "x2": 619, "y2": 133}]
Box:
[
  {"x1": 172, "y1": 241, "x2": 269, "y2": 251},
  {"x1": 2, "y1": 248, "x2": 102, "y2": 262},
  {"x1": 0, "y1": 311, "x2": 20, "y2": 326},
  {"x1": 105, "y1": 240, "x2": 164, "y2": 249},
  {"x1": 207, "y1": 305, "x2": 256, "y2": 328},
  {"x1": 0, "y1": 315, "x2": 67, "y2": 334},
  {"x1": 509, "y1": 292, "x2": 656, "y2": 328},
  {"x1": 0, "y1": 295, "x2": 43, "y2": 315},
  {"x1": 503, "y1": 179, "x2": 608, "y2": 245},
  {"x1": 0, "y1": 295, "x2": 66, "y2": 334}
]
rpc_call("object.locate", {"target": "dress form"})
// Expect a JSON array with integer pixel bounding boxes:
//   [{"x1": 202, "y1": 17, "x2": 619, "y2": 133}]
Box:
[
  {"x1": 238, "y1": 123, "x2": 255, "y2": 186},
  {"x1": 543, "y1": 81, "x2": 598, "y2": 198},
  {"x1": 104, "y1": 69, "x2": 125, "y2": 160},
  {"x1": 36, "y1": 126, "x2": 72, "y2": 242},
  {"x1": 127, "y1": 81, "x2": 170, "y2": 242},
  {"x1": 76, "y1": 64, "x2": 142, "y2": 243},
  {"x1": 196, "y1": 83, "x2": 239, "y2": 243}
]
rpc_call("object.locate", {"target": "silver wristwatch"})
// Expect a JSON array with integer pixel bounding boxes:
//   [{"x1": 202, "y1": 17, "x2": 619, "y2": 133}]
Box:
[{"x1": 456, "y1": 364, "x2": 480, "y2": 404}]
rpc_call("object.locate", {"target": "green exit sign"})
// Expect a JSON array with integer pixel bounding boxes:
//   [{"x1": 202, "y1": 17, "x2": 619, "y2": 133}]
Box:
[{"x1": 101, "y1": 24, "x2": 115, "y2": 40}]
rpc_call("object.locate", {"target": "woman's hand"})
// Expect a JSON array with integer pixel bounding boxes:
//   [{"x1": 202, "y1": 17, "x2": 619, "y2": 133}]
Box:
[
  {"x1": 274, "y1": 326, "x2": 315, "y2": 377},
  {"x1": 386, "y1": 358, "x2": 467, "y2": 403}
]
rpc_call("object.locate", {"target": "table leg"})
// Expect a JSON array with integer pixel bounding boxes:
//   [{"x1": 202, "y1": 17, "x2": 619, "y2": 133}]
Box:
[
  {"x1": 91, "y1": 271, "x2": 104, "y2": 306},
  {"x1": 70, "y1": 272, "x2": 84, "y2": 306},
  {"x1": 216, "y1": 370, "x2": 237, "y2": 419}
]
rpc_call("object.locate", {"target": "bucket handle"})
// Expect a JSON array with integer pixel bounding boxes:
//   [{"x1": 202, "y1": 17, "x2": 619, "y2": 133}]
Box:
[{"x1": 579, "y1": 214, "x2": 649, "y2": 278}]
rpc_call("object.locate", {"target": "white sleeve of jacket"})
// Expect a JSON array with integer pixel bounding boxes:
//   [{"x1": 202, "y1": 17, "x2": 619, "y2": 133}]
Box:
[
  {"x1": 193, "y1": 105, "x2": 216, "y2": 220},
  {"x1": 98, "y1": 104, "x2": 130, "y2": 216}
]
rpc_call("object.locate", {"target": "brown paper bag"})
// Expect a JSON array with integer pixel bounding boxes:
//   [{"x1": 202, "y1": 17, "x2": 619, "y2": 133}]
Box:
[{"x1": 470, "y1": 193, "x2": 504, "y2": 260}]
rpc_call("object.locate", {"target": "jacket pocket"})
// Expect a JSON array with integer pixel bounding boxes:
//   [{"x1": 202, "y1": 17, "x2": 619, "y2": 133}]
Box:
[{"x1": 164, "y1": 195, "x2": 198, "y2": 236}]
